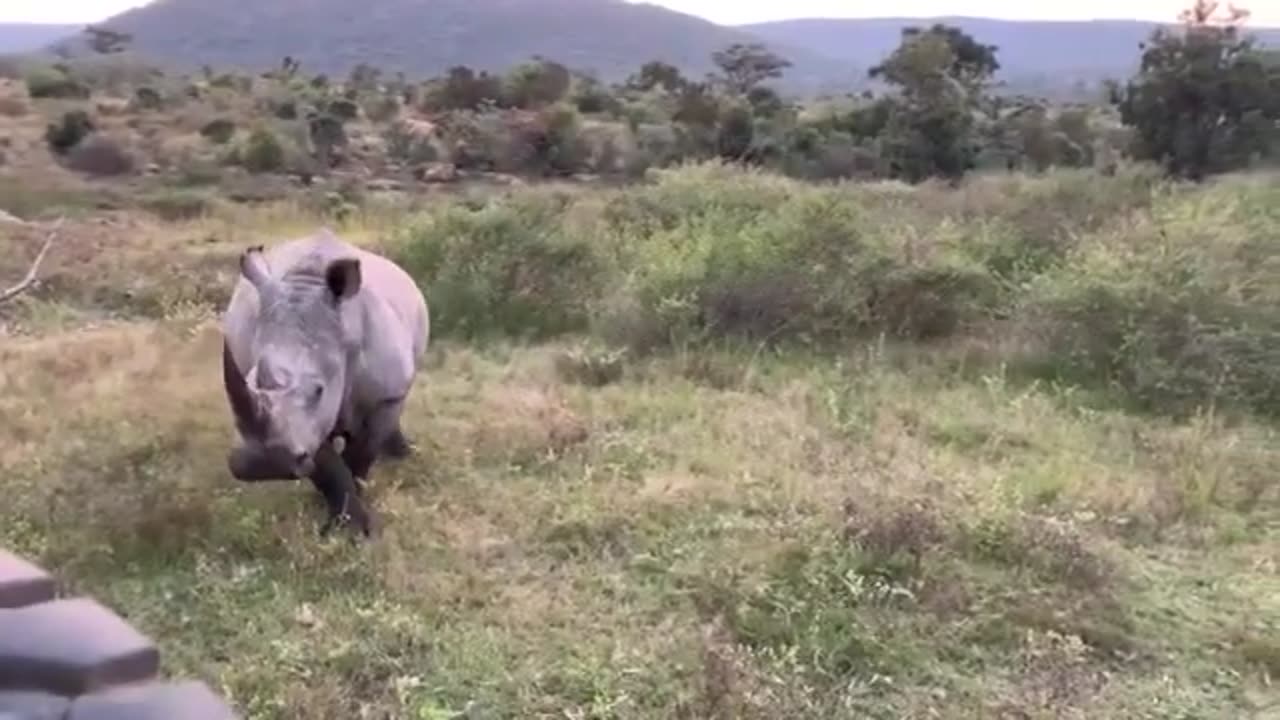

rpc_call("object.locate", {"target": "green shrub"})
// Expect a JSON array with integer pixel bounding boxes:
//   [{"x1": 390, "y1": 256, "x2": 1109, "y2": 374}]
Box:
[
  {"x1": 25, "y1": 66, "x2": 89, "y2": 99},
  {"x1": 1021, "y1": 177, "x2": 1280, "y2": 418},
  {"x1": 327, "y1": 98, "x2": 359, "y2": 121},
  {"x1": 440, "y1": 111, "x2": 511, "y2": 171},
  {"x1": 383, "y1": 160, "x2": 1278, "y2": 424},
  {"x1": 387, "y1": 162, "x2": 1000, "y2": 350},
  {"x1": 199, "y1": 118, "x2": 236, "y2": 145},
  {"x1": 130, "y1": 86, "x2": 163, "y2": 111},
  {"x1": 595, "y1": 169, "x2": 998, "y2": 348},
  {"x1": 364, "y1": 95, "x2": 401, "y2": 123},
  {"x1": 384, "y1": 119, "x2": 438, "y2": 164},
  {"x1": 391, "y1": 192, "x2": 605, "y2": 340},
  {"x1": 64, "y1": 134, "x2": 135, "y2": 176},
  {"x1": 237, "y1": 127, "x2": 286, "y2": 173},
  {"x1": 973, "y1": 166, "x2": 1168, "y2": 281},
  {"x1": 508, "y1": 104, "x2": 590, "y2": 176},
  {"x1": 45, "y1": 111, "x2": 95, "y2": 155},
  {"x1": 271, "y1": 99, "x2": 298, "y2": 120}
]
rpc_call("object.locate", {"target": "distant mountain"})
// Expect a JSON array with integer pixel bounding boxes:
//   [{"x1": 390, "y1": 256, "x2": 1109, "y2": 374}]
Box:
[
  {"x1": 0, "y1": 23, "x2": 80, "y2": 54},
  {"x1": 14, "y1": 3, "x2": 1280, "y2": 100},
  {"x1": 80, "y1": 0, "x2": 855, "y2": 93},
  {"x1": 744, "y1": 16, "x2": 1280, "y2": 91}
]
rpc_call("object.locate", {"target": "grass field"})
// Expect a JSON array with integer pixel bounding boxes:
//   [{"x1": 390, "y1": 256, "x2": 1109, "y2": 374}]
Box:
[{"x1": 1, "y1": 163, "x2": 1277, "y2": 719}]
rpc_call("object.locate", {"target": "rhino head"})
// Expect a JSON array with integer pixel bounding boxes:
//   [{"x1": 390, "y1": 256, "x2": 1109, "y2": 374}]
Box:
[{"x1": 225, "y1": 245, "x2": 362, "y2": 478}]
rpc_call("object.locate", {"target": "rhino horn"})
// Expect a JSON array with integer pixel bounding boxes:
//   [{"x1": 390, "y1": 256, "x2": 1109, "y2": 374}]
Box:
[
  {"x1": 239, "y1": 245, "x2": 273, "y2": 294},
  {"x1": 223, "y1": 341, "x2": 266, "y2": 438}
]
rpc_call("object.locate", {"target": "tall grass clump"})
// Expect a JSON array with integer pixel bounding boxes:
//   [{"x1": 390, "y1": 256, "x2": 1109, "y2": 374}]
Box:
[
  {"x1": 391, "y1": 190, "x2": 606, "y2": 340},
  {"x1": 393, "y1": 162, "x2": 1003, "y2": 350},
  {"x1": 1020, "y1": 175, "x2": 1280, "y2": 419},
  {"x1": 596, "y1": 165, "x2": 1000, "y2": 349},
  {"x1": 391, "y1": 161, "x2": 1276, "y2": 422}
]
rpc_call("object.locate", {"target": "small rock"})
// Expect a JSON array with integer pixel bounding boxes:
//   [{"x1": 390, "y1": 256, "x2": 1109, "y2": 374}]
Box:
[
  {"x1": 294, "y1": 604, "x2": 320, "y2": 629},
  {"x1": 367, "y1": 178, "x2": 404, "y2": 192},
  {"x1": 0, "y1": 209, "x2": 25, "y2": 225},
  {"x1": 415, "y1": 162, "x2": 458, "y2": 184}
]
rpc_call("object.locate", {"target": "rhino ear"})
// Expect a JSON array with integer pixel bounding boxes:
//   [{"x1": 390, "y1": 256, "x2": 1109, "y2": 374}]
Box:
[
  {"x1": 239, "y1": 246, "x2": 273, "y2": 293},
  {"x1": 325, "y1": 257, "x2": 361, "y2": 302}
]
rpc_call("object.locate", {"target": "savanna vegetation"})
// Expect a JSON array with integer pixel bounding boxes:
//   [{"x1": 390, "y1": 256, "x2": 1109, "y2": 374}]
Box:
[{"x1": 0, "y1": 1, "x2": 1277, "y2": 718}]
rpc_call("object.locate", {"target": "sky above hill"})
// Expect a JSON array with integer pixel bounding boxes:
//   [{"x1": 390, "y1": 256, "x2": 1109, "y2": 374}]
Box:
[{"x1": 3, "y1": 0, "x2": 1277, "y2": 26}]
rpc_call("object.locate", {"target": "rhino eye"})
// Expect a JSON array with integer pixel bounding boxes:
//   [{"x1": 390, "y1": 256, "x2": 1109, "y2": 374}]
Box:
[{"x1": 310, "y1": 384, "x2": 324, "y2": 403}]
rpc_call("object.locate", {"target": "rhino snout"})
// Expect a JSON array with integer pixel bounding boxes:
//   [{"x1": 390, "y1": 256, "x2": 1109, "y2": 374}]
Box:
[{"x1": 291, "y1": 450, "x2": 316, "y2": 478}]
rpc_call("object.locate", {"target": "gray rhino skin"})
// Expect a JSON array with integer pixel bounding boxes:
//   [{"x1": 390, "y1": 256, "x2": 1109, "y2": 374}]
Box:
[{"x1": 220, "y1": 228, "x2": 429, "y2": 536}]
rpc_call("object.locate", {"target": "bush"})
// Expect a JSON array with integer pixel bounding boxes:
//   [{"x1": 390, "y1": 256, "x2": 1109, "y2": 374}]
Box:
[
  {"x1": 45, "y1": 111, "x2": 96, "y2": 155},
  {"x1": 597, "y1": 170, "x2": 998, "y2": 348},
  {"x1": 439, "y1": 111, "x2": 512, "y2": 171},
  {"x1": 384, "y1": 119, "x2": 439, "y2": 164},
  {"x1": 130, "y1": 86, "x2": 163, "y2": 111},
  {"x1": 387, "y1": 162, "x2": 1001, "y2": 350},
  {"x1": 508, "y1": 104, "x2": 590, "y2": 176},
  {"x1": 391, "y1": 192, "x2": 605, "y2": 340},
  {"x1": 199, "y1": 118, "x2": 236, "y2": 144},
  {"x1": 328, "y1": 98, "x2": 359, "y2": 121},
  {"x1": 237, "y1": 127, "x2": 286, "y2": 173},
  {"x1": 175, "y1": 155, "x2": 223, "y2": 185},
  {"x1": 383, "y1": 161, "x2": 1277, "y2": 423},
  {"x1": 271, "y1": 99, "x2": 298, "y2": 120},
  {"x1": 25, "y1": 66, "x2": 89, "y2": 99},
  {"x1": 64, "y1": 135, "x2": 135, "y2": 176},
  {"x1": 1021, "y1": 178, "x2": 1280, "y2": 418},
  {"x1": 364, "y1": 95, "x2": 401, "y2": 123}
]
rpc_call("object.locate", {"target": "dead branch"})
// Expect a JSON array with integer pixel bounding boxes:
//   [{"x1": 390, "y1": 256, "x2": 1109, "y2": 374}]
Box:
[{"x1": 0, "y1": 217, "x2": 63, "y2": 305}]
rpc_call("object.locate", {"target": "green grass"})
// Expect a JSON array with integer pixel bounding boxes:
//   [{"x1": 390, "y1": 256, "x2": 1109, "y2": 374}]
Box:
[{"x1": 0, "y1": 163, "x2": 1277, "y2": 718}]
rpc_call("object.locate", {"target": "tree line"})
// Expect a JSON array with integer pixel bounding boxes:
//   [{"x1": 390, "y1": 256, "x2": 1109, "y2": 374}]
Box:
[{"x1": 19, "y1": 0, "x2": 1280, "y2": 184}]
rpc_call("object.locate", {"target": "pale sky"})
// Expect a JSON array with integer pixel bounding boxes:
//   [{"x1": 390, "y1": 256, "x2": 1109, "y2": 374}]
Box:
[{"x1": 3, "y1": 0, "x2": 1278, "y2": 27}]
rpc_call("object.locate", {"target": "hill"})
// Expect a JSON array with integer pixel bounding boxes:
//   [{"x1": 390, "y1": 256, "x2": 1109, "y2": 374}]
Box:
[
  {"x1": 80, "y1": 0, "x2": 854, "y2": 93},
  {"x1": 18, "y1": 3, "x2": 1280, "y2": 99},
  {"x1": 0, "y1": 23, "x2": 81, "y2": 54},
  {"x1": 745, "y1": 16, "x2": 1280, "y2": 92}
]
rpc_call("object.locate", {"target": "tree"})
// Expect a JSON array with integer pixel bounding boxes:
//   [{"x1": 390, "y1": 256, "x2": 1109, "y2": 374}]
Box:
[
  {"x1": 83, "y1": 26, "x2": 131, "y2": 55},
  {"x1": 712, "y1": 43, "x2": 791, "y2": 95},
  {"x1": 504, "y1": 58, "x2": 572, "y2": 109},
  {"x1": 430, "y1": 66, "x2": 502, "y2": 111},
  {"x1": 1111, "y1": 0, "x2": 1280, "y2": 179},
  {"x1": 894, "y1": 23, "x2": 999, "y2": 86},
  {"x1": 308, "y1": 111, "x2": 348, "y2": 168},
  {"x1": 279, "y1": 56, "x2": 302, "y2": 79},
  {"x1": 869, "y1": 24, "x2": 1000, "y2": 182},
  {"x1": 347, "y1": 63, "x2": 382, "y2": 93},
  {"x1": 869, "y1": 24, "x2": 998, "y2": 100},
  {"x1": 628, "y1": 61, "x2": 687, "y2": 93}
]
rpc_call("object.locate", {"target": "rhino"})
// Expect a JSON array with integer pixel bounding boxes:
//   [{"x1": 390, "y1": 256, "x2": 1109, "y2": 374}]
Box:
[{"x1": 220, "y1": 228, "x2": 429, "y2": 537}]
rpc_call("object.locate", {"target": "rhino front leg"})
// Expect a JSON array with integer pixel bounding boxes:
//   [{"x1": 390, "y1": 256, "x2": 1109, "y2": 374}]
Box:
[
  {"x1": 342, "y1": 397, "x2": 406, "y2": 483},
  {"x1": 310, "y1": 441, "x2": 372, "y2": 538}
]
